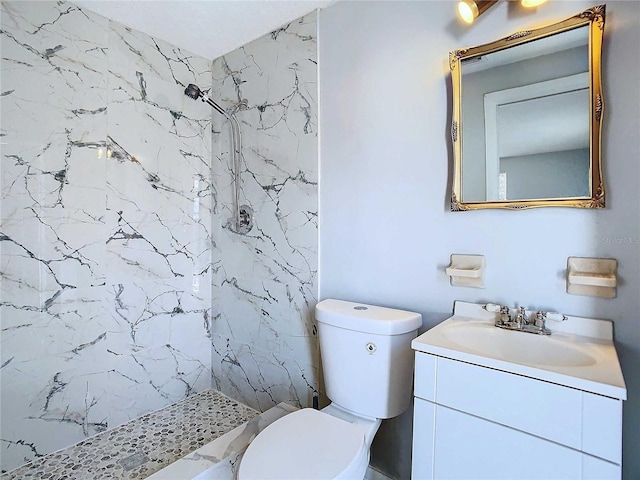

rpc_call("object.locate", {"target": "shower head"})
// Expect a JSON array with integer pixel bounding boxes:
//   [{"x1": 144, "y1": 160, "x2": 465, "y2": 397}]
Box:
[
  {"x1": 184, "y1": 83, "x2": 228, "y2": 117},
  {"x1": 184, "y1": 83, "x2": 203, "y2": 100}
]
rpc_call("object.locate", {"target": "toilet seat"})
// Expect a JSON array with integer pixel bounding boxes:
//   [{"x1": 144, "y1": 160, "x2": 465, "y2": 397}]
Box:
[{"x1": 238, "y1": 408, "x2": 368, "y2": 480}]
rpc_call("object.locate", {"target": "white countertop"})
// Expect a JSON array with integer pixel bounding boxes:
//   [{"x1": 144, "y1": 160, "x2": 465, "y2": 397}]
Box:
[{"x1": 412, "y1": 301, "x2": 627, "y2": 400}]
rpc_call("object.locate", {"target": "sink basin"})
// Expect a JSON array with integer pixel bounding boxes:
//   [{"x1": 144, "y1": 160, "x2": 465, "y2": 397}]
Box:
[
  {"x1": 411, "y1": 301, "x2": 627, "y2": 400},
  {"x1": 441, "y1": 322, "x2": 596, "y2": 367}
]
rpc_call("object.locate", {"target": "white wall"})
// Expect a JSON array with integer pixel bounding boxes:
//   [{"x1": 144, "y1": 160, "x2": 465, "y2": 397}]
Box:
[{"x1": 319, "y1": 1, "x2": 640, "y2": 478}]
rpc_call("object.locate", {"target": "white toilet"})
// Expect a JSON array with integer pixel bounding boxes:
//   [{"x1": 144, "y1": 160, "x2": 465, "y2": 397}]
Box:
[{"x1": 237, "y1": 298, "x2": 422, "y2": 480}]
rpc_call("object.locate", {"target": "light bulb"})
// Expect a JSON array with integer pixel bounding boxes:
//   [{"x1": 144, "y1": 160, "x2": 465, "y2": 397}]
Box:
[
  {"x1": 521, "y1": 0, "x2": 548, "y2": 8},
  {"x1": 457, "y1": 1, "x2": 477, "y2": 24},
  {"x1": 457, "y1": 1, "x2": 499, "y2": 25}
]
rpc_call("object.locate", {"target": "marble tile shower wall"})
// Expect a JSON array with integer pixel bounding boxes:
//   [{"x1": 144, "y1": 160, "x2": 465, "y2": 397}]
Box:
[
  {"x1": 0, "y1": 1, "x2": 213, "y2": 473},
  {"x1": 209, "y1": 13, "x2": 319, "y2": 412}
]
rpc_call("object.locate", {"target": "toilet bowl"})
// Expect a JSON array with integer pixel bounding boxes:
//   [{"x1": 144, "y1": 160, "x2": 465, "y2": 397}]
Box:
[
  {"x1": 237, "y1": 299, "x2": 422, "y2": 480},
  {"x1": 238, "y1": 407, "x2": 378, "y2": 480}
]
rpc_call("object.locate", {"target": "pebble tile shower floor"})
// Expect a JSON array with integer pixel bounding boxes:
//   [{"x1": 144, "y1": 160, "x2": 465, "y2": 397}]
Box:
[{"x1": 1, "y1": 390, "x2": 259, "y2": 479}]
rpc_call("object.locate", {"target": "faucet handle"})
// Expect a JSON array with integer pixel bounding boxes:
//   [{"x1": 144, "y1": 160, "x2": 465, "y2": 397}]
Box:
[
  {"x1": 545, "y1": 312, "x2": 568, "y2": 322},
  {"x1": 484, "y1": 303, "x2": 511, "y2": 316},
  {"x1": 483, "y1": 303, "x2": 501, "y2": 313},
  {"x1": 533, "y1": 311, "x2": 547, "y2": 328},
  {"x1": 484, "y1": 303, "x2": 511, "y2": 325},
  {"x1": 532, "y1": 311, "x2": 554, "y2": 335}
]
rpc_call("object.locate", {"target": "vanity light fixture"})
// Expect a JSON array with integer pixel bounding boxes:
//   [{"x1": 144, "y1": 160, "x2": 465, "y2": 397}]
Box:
[
  {"x1": 457, "y1": 0, "x2": 499, "y2": 24},
  {"x1": 521, "y1": 0, "x2": 549, "y2": 7}
]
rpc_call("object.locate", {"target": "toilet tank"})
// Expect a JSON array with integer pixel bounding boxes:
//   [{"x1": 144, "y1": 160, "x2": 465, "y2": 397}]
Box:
[{"x1": 315, "y1": 299, "x2": 422, "y2": 419}]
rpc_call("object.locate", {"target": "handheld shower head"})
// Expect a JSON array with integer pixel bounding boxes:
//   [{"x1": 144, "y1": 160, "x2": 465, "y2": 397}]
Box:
[
  {"x1": 184, "y1": 83, "x2": 203, "y2": 100},
  {"x1": 181, "y1": 82, "x2": 252, "y2": 234},
  {"x1": 184, "y1": 83, "x2": 227, "y2": 117}
]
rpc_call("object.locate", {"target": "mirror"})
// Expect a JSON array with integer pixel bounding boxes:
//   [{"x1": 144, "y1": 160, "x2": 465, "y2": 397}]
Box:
[{"x1": 450, "y1": 5, "x2": 606, "y2": 210}]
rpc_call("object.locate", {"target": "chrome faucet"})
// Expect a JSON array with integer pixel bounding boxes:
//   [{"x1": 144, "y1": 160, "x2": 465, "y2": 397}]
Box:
[
  {"x1": 514, "y1": 307, "x2": 528, "y2": 329},
  {"x1": 484, "y1": 303, "x2": 566, "y2": 336}
]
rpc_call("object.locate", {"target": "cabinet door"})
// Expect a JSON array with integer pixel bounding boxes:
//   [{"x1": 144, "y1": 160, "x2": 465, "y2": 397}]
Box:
[
  {"x1": 432, "y1": 405, "x2": 581, "y2": 480},
  {"x1": 412, "y1": 398, "x2": 435, "y2": 480},
  {"x1": 436, "y1": 357, "x2": 582, "y2": 450},
  {"x1": 582, "y1": 392, "x2": 623, "y2": 464}
]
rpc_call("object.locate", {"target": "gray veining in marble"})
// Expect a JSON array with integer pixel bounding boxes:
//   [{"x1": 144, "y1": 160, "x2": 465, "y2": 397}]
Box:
[
  {"x1": 1, "y1": 1, "x2": 320, "y2": 473},
  {"x1": 209, "y1": 12, "x2": 320, "y2": 414},
  {"x1": 1, "y1": 0, "x2": 213, "y2": 472}
]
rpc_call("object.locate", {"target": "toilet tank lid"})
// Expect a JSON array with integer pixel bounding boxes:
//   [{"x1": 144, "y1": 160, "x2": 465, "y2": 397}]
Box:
[{"x1": 316, "y1": 299, "x2": 422, "y2": 335}]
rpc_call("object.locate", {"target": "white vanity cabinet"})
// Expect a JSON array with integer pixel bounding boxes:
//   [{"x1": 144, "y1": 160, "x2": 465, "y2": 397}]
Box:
[
  {"x1": 412, "y1": 353, "x2": 623, "y2": 479},
  {"x1": 410, "y1": 302, "x2": 626, "y2": 480}
]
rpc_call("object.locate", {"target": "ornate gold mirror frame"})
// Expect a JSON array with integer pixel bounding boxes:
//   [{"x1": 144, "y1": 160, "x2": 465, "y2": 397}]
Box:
[{"x1": 450, "y1": 5, "x2": 606, "y2": 211}]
